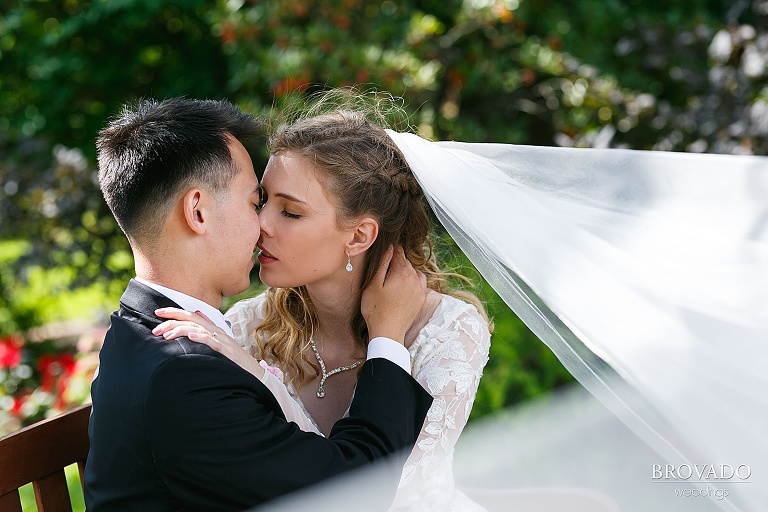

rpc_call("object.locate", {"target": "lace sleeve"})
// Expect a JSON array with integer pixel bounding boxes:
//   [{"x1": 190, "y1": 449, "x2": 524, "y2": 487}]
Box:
[
  {"x1": 394, "y1": 299, "x2": 491, "y2": 509},
  {"x1": 224, "y1": 294, "x2": 266, "y2": 359}
]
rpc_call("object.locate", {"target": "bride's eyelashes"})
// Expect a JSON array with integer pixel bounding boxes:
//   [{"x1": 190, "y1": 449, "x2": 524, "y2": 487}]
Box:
[
  {"x1": 281, "y1": 209, "x2": 301, "y2": 219},
  {"x1": 258, "y1": 186, "x2": 302, "y2": 218}
]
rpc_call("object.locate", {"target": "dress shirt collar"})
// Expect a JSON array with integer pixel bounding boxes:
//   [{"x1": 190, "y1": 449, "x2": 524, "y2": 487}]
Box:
[{"x1": 134, "y1": 278, "x2": 234, "y2": 337}]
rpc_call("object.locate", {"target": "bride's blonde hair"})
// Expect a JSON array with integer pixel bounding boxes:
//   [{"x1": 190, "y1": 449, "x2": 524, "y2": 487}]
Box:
[{"x1": 254, "y1": 89, "x2": 490, "y2": 387}]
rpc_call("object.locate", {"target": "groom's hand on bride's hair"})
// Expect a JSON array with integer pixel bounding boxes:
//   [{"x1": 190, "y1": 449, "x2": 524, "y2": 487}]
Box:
[{"x1": 362, "y1": 245, "x2": 427, "y2": 345}]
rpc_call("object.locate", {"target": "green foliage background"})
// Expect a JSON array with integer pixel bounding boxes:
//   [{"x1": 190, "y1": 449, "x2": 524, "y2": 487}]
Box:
[{"x1": 2, "y1": 0, "x2": 766, "y2": 426}]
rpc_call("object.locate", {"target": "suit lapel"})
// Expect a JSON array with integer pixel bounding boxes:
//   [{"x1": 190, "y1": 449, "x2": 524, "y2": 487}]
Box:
[
  {"x1": 118, "y1": 279, "x2": 289, "y2": 421},
  {"x1": 119, "y1": 279, "x2": 181, "y2": 328}
]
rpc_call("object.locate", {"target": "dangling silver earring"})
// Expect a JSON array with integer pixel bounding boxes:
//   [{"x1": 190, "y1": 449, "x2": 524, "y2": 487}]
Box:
[{"x1": 345, "y1": 252, "x2": 353, "y2": 272}]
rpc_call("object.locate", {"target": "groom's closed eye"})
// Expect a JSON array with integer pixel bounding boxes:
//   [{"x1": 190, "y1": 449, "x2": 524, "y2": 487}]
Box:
[{"x1": 257, "y1": 186, "x2": 268, "y2": 210}]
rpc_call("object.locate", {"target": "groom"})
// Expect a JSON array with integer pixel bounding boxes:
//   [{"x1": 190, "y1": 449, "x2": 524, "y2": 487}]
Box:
[{"x1": 84, "y1": 98, "x2": 433, "y2": 511}]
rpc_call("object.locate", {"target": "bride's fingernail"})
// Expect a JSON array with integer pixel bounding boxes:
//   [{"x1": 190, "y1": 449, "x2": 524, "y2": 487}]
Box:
[
  {"x1": 189, "y1": 332, "x2": 199, "y2": 339},
  {"x1": 152, "y1": 327, "x2": 160, "y2": 335},
  {"x1": 155, "y1": 308, "x2": 166, "y2": 315}
]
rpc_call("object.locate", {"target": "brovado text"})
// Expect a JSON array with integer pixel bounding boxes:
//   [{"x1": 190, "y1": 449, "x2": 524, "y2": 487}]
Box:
[{"x1": 652, "y1": 464, "x2": 751, "y2": 481}]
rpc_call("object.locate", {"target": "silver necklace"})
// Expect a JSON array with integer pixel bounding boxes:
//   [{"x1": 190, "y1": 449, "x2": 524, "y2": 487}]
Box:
[{"x1": 309, "y1": 337, "x2": 364, "y2": 398}]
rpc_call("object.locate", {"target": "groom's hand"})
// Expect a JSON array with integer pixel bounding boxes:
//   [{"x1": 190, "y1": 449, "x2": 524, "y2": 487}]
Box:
[{"x1": 361, "y1": 245, "x2": 427, "y2": 344}]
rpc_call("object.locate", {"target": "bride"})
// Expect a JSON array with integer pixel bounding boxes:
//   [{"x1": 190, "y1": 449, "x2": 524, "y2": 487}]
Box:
[
  {"x1": 157, "y1": 99, "x2": 492, "y2": 511},
  {"x1": 157, "y1": 89, "x2": 768, "y2": 511}
]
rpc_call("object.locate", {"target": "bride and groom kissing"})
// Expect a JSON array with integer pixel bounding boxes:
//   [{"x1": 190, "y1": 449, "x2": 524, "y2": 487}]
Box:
[{"x1": 84, "y1": 95, "x2": 492, "y2": 511}]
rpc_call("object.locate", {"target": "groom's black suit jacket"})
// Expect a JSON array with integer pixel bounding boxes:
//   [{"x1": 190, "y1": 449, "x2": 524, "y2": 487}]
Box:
[{"x1": 84, "y1": 280, "x2": 432, "y2": 512}]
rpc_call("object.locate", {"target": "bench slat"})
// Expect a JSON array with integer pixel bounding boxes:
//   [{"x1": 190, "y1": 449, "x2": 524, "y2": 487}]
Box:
[
  {"x1": 34, "y1": 469, "x2": 74, "y2": 512},
  {"x1": 0, "y1": 490, "x2": 24, "y2": 512},
  {"x1": 0, "y1": 404, "x2": 90, "y2": 494},
  {"x1": 0, "y1": 404, "x2": 91, "y2": 511}
]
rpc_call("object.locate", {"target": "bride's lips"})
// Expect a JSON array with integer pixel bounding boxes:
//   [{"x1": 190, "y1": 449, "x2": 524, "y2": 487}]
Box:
[{"x1": 257, "y1": 245, "x2": 278, "y2": 265}]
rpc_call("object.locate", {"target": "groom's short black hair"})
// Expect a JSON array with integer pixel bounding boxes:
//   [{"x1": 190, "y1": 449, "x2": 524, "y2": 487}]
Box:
[{"x1": 97, "y1": 97, "x2": 262, "y2": 245}]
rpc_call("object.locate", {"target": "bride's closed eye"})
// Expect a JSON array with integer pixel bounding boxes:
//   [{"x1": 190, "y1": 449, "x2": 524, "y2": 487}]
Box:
[{"x1": 281, "y1": 209, "x2": 301, "y2": 219}]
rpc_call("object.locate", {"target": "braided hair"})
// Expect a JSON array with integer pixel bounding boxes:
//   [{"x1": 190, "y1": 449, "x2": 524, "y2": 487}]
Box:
[{"x1": 253, "y1": 97, "x2": 489, "y2": 386}]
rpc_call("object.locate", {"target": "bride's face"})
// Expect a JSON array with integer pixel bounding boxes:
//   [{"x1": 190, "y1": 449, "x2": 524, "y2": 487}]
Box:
[{"x1": 256, "y1": 150, "x2": 354, "y2": 289}]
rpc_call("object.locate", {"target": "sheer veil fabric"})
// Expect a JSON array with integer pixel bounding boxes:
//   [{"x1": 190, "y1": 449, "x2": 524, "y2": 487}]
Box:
[{"x1": 386, "y1": 130, "x2": 768, "y2": 512}]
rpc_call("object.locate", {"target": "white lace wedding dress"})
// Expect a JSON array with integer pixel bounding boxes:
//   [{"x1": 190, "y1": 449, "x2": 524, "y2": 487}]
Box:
[{"x1": 226, "y1": 292, "x2": 491, "y2": 511}]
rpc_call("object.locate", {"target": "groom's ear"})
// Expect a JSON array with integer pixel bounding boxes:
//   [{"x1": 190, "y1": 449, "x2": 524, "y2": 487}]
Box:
[
  {"x1": 346, "y1": 217, "x2": 379, "y2": 256},
  {"x1": 181, "y1": 189, "x2": 208, "y2": 235}
]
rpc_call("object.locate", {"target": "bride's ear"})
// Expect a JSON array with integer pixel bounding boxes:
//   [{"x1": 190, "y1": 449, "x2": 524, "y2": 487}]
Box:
[{"x1": 346, "y1": 217, "x2": 379, "y2": 256}]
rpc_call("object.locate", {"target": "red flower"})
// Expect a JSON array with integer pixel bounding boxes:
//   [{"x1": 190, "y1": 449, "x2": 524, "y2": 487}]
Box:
[
  {"x1": 272, "y1": 76, "x2": 310, "y2": 98},
  {"x1": 11, "y1": 390, "x2": 31, "y2": 418},
  {"x1": 356, "y1": 69, "x2": 370, "y2": 83},
  {"x1": 220, "y1": 22, "x2": 236, "y2": 43},
  {"x1": 54, "y1": 391, "x2": 68, "y2": 412},
  {"x1": 38, "y1": 352, "x2": 76, "y2": 393},
  {"x1": 0, "y1": 335, "x2": 23, "y2": 368}
]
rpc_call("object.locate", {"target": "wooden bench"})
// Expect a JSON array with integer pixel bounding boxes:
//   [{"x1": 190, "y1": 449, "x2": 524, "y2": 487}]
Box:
[{"x1": 0, "y1": 404, "x2": 91, "y2": 512}]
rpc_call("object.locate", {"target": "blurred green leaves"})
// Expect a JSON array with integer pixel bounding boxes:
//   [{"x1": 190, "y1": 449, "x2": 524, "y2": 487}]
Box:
[
  {"x1": 1, "y1": 0, "x2": 228, "y2": 154},
  {"x1": 1, "y1": 0, "x2": 765, "y2": 417}
]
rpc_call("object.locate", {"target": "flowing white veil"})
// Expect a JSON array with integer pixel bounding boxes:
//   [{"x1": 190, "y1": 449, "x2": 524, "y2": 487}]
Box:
[
  {"x1": 250, "y1": 133, "x2": 767, "y2": 512},
  {"x1": 386, "y1": 131, "x2": 768, "y2": 512}
]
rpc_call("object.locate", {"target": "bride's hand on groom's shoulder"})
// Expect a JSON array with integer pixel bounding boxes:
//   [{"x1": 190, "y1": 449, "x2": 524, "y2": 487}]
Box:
[
  {"x1": 361, "y1": 245, "x2": 427, "y2": 345},
  {"x1": 153, "y1": 308, "x2": 266, "y2": 379}
]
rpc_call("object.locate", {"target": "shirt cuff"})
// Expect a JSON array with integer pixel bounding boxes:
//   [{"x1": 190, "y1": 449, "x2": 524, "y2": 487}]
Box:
[{"x1": 366, "y1": 337, "x2": 411, "y2": 374}]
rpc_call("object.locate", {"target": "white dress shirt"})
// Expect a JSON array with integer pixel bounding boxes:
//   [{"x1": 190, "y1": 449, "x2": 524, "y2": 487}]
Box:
[{"x1": 135, "y1": 278, "x2": 235, "y2": 337}]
